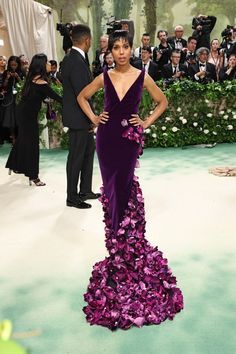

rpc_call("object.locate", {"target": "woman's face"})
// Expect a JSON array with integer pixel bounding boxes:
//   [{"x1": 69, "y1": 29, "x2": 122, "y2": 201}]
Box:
[
  {"x1": 9, "y1": 60, "x2": 18, "y2": 71},
  {"x1": 211, "y1": 40, "x2": 219, "y2": 51},
  {"x1": 0, "y1": 57, "x2": 6, "y2": 69},
  {"x1": 111, "y1": 39, "x2": 131, "y2": 66}
]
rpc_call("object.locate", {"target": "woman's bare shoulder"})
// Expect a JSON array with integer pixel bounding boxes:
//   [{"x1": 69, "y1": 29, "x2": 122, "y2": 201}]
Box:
[{"x1": 32, "y1": 78, "x2": 48, "y2": 85}]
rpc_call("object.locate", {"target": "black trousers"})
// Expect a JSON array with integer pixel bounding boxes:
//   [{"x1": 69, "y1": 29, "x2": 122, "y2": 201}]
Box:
[{"x1": 66, "y1": 129, "x2": 95, "y2": 200}]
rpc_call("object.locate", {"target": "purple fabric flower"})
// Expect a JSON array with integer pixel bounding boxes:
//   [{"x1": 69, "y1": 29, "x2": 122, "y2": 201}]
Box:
[{"x1": 83, "y1": 177, "x2": 184, "y2": 330}]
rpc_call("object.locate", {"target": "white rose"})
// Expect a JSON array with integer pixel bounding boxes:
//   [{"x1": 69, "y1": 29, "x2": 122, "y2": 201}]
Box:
[
  {"x1": 177, "y1": 107, "x2": 181, "y2": 112},
  {"x1": 194, "y1": 113, "x2": 198, "y2": 117},
  {"x1": 161, "y1": 126, "x2": 166, "y2": 131},
  {"x1": 223, "y1": 115, "x2": 229, "y2": 119},
  {"x1": 227, "y1": 125, "x2": 233, "y2": 130},
  {"x1": 233, "y1": 115, "x2": 236, "y2": 119},
  {"x1": 227, "y1": 109, "x2": 231, "y2": 113},
  {"x1": 172, "y1": 127, "x2": 178, "y2": 132},
  {"x1": 149, "y1": 110, "x2": 154, "y2": 114},
  {"x1": 199, "y1": 128, "x2": 203, "y2": 131},
  {"x1": 179, "y1": 116, "x2": 184, "y2": 121},
  {"x1": 182, "y1": 118, "x2": 187, "y2": 124},
  {"x1": 165, "y1": 117, "x2": 171, "y2": 121},
  {"x1": 145, "y1": 128, "x2": 151, "y2": 134},
  {"x1": 219, "y1": 110, "x2": 224, "y2": 115},
  {"x1": 152, "y1": 133, "x2": 157, "y2": 138},
  {"x1": 63, "y1": 127, "x2": 69, "y2": 133},
  {"x1": 204, "y1": 129, "x2": 209, "y2": 134},
  {"x1": 163, "y1": 132, "x2": 168, "y2": 136},
  {"x1": 213, "y1": 131, "x2": 217, "y2": 135},
  {"x1": 193, "y1": 122, "x2": 198, "y2": 127},
  {"x1": 205, "y1": 99, "x2": 209, "y2": 103},
  {"x1": 207, "y1": 113, "x2": 213, "y2": 118}
]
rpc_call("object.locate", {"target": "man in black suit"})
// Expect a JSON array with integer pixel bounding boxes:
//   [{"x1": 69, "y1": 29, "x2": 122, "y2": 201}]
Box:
[
  {"x1": 61, "y1": 24, "x2": 100, "y2": 209},
  {"x1": 168, "y1": 25, "x2": 187, "y2": 51},
  {"x1": 188, "y1": 47, "x2": 217, "y2": 83},
  {"x1": 153, "y1": 30, "x2": 172, "y2": 72},
  {"x1": 132, "y1": 46, "x2": 160, "y2": 81},
  {"x1": 181, "y1": 36, "x2": 197, "y2": 66},
  {"x1": 162, "y1": 50, "x2": 188, "y2": 81},
  {"x1": 192, "y1": 15, "x2": 217, "y2": 49}
]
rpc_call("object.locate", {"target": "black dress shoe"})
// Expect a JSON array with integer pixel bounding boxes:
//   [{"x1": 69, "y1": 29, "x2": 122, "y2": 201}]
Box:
[
  {"x1": 66, "y1": 199, "x2": 92, "y2": 209},
  {"x1": 79, "y1": 192, "x2": 101, "y2": 201}
]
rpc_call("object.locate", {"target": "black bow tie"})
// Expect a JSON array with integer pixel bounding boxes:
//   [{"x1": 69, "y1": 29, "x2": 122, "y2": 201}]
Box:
[
  {"x1": 199, "y1": 63, "x2": 206, "y2": 67},
  {"x1": 176, "y1": 39, "x2": 182, "y2": 43}
]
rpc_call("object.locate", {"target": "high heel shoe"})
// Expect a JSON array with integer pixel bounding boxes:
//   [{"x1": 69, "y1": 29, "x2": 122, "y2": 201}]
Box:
[
  {"x1": 8, "y1": 169, "x2": 12, "y2": 175},
  {"x1": 29, "y1": 178, "x2": 46, "y2": 186}
]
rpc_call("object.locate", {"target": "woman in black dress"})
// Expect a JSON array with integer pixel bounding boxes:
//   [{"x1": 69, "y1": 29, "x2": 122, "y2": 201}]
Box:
[{"x1": 6, "y1": 54, "x2": 62, "y2": 186}]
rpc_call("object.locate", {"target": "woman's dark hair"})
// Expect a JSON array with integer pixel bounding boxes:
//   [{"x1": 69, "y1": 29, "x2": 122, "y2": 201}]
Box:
[
  {"x1": 108, "y1": 30, "x2": 133, "y2": 51},
  {"x1": 6, "y1": 55, "x2": 21, "y2": 73},
  {"x1": 22, "y1": 53, "x2": 48, "y2": 97}
]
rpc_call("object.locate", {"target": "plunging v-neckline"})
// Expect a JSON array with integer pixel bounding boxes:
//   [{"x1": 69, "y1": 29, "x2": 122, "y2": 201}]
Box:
[{"x1": 106, "y1": 69, "x2": 143, "y2": 103}]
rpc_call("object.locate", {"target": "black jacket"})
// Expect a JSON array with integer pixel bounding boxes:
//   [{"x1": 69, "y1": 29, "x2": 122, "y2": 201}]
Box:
[
  {"x1": 219, "y1": 67, "x2": 236, "y2": 82},
  {"x1": 61, "y1": 48, "x2": 93, "y2": 130},
  {"x1": 188, "y1": 62, "x2": 217, "y2": 83},
  {"x1": 162, "y1": 63, "x2": 188, "y2": 79},
  {"x1": 132, "y1": 59, "x2": 160, "y2": 81}
]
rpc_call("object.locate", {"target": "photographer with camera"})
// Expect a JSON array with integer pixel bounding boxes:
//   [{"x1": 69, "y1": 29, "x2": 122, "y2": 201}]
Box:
[
  {"x1": 162, "y1": 50, "x2": 188, "y2": 84},
  {"x1": 57, "y1": 22, "x2": 73, "y2": 54},
  {"x1": 220, "y1": 26, "x2": 236, "y2": 64},
  {"x1": 92, "y1": 35, "x2": 108, "y2": 78},
  {"x1": 188, "y1": 47, "x2": 217, "y2": 83},
  {"x1": 153, "y1": 30, "x2": 172, "y2": 76},
  {"x1": 192, "y1": 14, "x2": 217, "y2": 50},
  {"x1": 219, "y1": 54, "x2": 236, "y2": 82},
  {"x1": 182, "y1": 36, "x2": 197, "y2": 66}
]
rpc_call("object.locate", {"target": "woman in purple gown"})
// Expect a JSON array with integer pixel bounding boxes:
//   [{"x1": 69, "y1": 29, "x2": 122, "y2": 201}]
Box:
[{"x1": 78, "y1": 31, "x2": 183, "y2": 330}]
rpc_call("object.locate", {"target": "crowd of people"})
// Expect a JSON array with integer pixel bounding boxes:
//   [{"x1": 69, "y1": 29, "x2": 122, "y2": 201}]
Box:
[{"x1": 92, "y1": 15, "x2": 236, "y2": 85}]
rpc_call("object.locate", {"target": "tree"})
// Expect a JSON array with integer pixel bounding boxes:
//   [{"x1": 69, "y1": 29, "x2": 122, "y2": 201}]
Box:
[
  {"x1": 113, "y1": 0, "x2": 133, "y2": 20},
  {"x1": 156, "y1": 0, "x2": 181, "y2": 35},
  {"x1": 187, "y1": 0, "x2": 236, "y2": 26},
  {"x1": 144, "y1": 0, "x2": 157, "y2": 44},
  {"x1": 89, "y1": 0, "x2": 106, "y2": 55}
]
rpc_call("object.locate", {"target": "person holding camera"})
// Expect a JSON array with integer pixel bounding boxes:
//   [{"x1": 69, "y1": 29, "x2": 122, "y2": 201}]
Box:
[
  {"x1": 220, "y1": 26, "x2": 236, "y2": 65},
  {"x1": 162, "y1": 50, "x2": 188, "y2": 83},
  {"x1": 219, "y1": 54, "x2": 236, "y2": 82},
  {"x1": 182, "y1": 36, "x2": 197, "y2": 66},
  {"x1": 134, "y1": 33, "x2": 154, "y2": 59},
  {"x1": 1, "y1": 56, "x2": 23, "y2": 145},
  {"x1": 153, "y1": 30, "x2": 172, "y2": 76},
  {"x1": 192, "y1": 14, "x2": 217, "y2": 50},
  {"x1": 188, "y1": 47, "x2": 217, "y2": 83},
  {"x1": 48, "y1": 60, "x2": 62, "y2": 84},
  {"x1": 92, "y1": 35, "x2": 108, "y2": 78}
]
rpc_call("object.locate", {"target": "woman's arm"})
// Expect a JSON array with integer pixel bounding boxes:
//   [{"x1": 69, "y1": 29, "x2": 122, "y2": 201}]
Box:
[
  {"x1": 129, "y1": 73, "x2": 168, "y2": 129},
  {"x1": 77, "y1": 73, "x2": 109, "y2": 126}
]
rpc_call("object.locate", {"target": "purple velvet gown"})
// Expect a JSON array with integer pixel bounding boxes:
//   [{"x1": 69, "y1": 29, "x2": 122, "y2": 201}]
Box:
[{"x1": 83, "y1": 68, "x2": 184, "y2": 330}]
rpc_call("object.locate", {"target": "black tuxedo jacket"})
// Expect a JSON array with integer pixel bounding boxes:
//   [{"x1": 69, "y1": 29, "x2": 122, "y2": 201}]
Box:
[
  {"x1": 162, "y1": 63, "x2": 188, "y2": 79},
  {"x1": 132, "y1": 59, "x2": 160, "y2": 81},
  {"x1": 188, "y1": 62, "x2": 217, "y2": 82},
  {"x1": 168, "y1": 37, "x2": 187, "y2": 50},
  {"x1": 61, "y1": 48, "x2": 93, "y2": 130}
]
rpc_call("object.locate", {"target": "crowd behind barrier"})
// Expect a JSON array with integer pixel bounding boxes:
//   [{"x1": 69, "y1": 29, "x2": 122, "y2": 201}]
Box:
[{"x1": 0, "y1": 14, "x2": 236, "y2": 148}]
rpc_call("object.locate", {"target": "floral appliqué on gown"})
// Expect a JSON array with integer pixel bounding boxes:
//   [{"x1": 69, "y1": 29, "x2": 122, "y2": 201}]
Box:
[{"x1": 83, "y1": 68, "x2": 184, "y2": 330}]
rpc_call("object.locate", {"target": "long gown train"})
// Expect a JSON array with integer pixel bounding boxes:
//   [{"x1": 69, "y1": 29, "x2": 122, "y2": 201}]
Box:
[{"x1": 83, "y1": 68, "x2": 184, "y2": 330}]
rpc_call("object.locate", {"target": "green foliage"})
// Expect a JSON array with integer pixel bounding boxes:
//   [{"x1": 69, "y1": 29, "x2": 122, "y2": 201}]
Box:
[
  {"x1": 17, "y1": 80, "x2": 236, "y2": 149},
  {"x1": 187, "y1": 0, "x2": 236, "y2": 25},
  {"x1": 113, "y1": 0, "x2": 133, "y2": 19}
]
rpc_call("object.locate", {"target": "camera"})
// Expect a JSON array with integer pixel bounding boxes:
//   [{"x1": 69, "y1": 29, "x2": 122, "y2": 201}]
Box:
[
  {"x1": 157, "y1": 48, "x2": 170, "y2": 55},
  {"x1": 221, "y1": 25, "x2": 235, "y2": 39},
  {"x1": 192, "y1": 16, "x2": 212, "y2": 32},
  {"x1": 106, "y1": 16, "x2": 122, "y2": 35},
  {"x1": 56, "y1": 22, "x2": 73, "y2": 36},
  {"x1": 186, "y1": 52, "x2": 195, "y2": 61}
]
